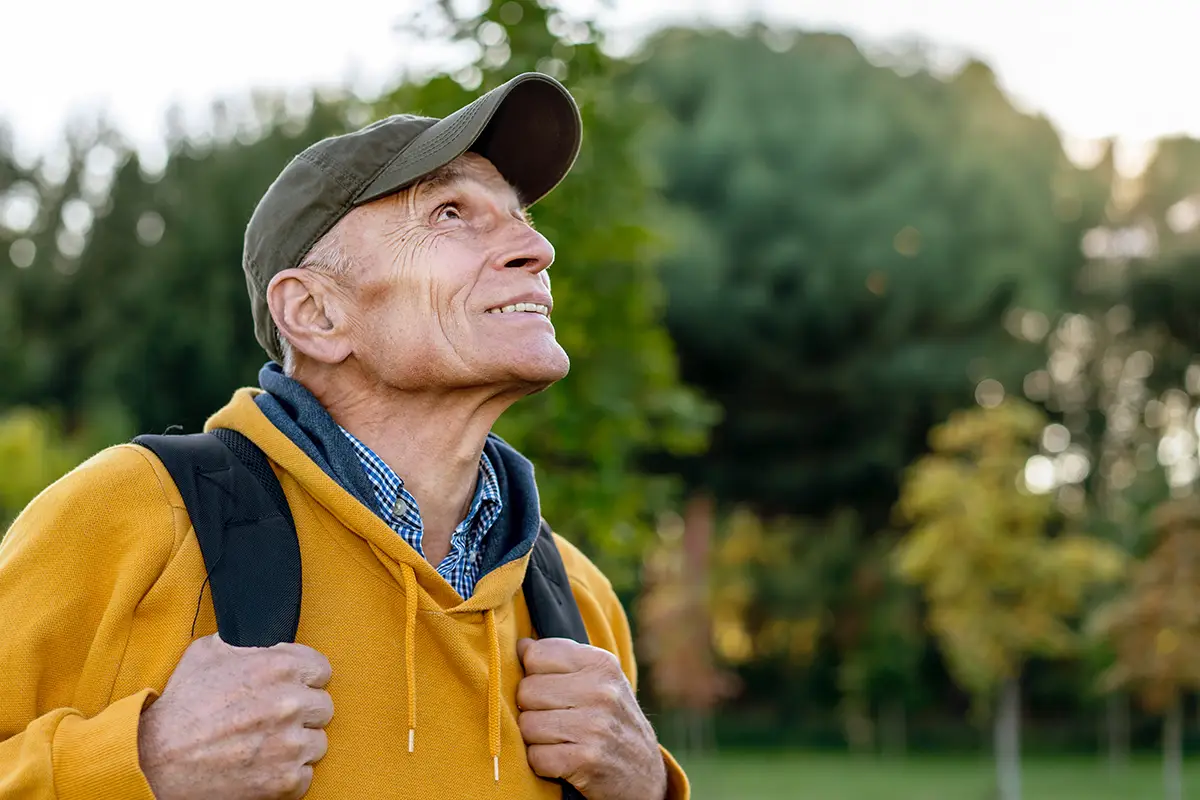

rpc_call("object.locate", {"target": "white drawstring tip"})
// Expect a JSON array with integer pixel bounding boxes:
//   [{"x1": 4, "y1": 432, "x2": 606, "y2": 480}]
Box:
[
  {"x1": 493, "y1": 755, "x2": 499, "y2": 783},
  {"x1": 408, "y1": 728, "x2": 415, "y2": 753}
]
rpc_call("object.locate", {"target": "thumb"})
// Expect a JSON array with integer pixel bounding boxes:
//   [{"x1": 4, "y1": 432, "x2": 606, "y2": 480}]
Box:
[{"x1": 516, "y1": 637, "x2": 536, "y2": 666}]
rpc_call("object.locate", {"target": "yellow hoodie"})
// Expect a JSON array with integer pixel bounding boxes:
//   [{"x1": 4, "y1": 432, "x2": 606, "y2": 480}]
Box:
[{"x1": 0, "y1": 389, "x2": 689, "y2": 799}]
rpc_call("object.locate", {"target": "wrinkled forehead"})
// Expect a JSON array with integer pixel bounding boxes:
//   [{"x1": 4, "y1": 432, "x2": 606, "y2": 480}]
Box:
[{"x1": 410, "y1": 152, "x2": 524, "y2": 207}]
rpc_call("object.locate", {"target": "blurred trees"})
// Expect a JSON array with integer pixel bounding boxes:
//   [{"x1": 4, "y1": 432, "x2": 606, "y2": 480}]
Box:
[
  {"x1": 895, "y1": 399, "x2": 1125, "y2": 799},
  {"x1": 630, "y1": 25, "x2": 1102, "y2": 748},
  {"x1": 0, "y1": 408, "x2": 96, "y2": 529},
  {"x1": 636, "y1": 498, "x2": 739, "y2": 752},
  {"x1": 0, "y1": 97, "x2": 352, "y2": 429},
  {"x1": 1090, "y1": 498, "x2": 1200, "y2": 800},
  {"x1": 1030, "y1": 128, "x2": 1200, "y2": 767},
  {"x1": 634, "y1": 27, "x2": 1092, "y2": 524}
]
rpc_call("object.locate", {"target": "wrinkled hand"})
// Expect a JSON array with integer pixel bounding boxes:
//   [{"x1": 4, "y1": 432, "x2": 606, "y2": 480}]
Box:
[
  {"x1": 516, "y1": 637, "x2": 667, "y2": 800},
  {"x1": 138, "y1": 633, "x2": 334, "y2": 800}
]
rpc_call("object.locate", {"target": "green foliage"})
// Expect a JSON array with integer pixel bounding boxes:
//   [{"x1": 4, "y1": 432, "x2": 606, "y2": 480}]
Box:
[
  {"x1": 710, "y1": 508, "x2": 856, "y2": 668},
  {"x1": 0, "y1": 96, "x2": 356, "y2": 431},
  {"x1": 894, "y1": 399, "x2": 1126, "y2": 709},
  {"x1": 835, "y1": 533, "x2": 925, "y2": 710},
  {"x1": 632, "y1": 28, "x2": 1091, "y2": 522},
  {"x1": 0, "y1": 407, "x2": 100, "y2": 531},
  {"x1": 707, "y1": 503, "x2": 929, "y2": 743},
  {"x1": 378, "y1": 0, "x2": 714, "y2": 579}
]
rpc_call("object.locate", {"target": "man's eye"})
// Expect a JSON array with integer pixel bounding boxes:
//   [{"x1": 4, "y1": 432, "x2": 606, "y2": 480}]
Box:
[{"x1": 436, "y1": 204, "x2": 462, "y2": 222}]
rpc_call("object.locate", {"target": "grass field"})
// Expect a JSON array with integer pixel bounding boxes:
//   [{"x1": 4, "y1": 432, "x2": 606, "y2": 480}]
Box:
[{"x1": 676, "y1": 751, "x2": 1199, "y2": 799}]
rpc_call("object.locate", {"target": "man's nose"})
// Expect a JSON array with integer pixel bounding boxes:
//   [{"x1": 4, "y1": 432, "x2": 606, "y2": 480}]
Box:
[{"x1": 500, "y1": 226, "x2": 555, "y2": 274}]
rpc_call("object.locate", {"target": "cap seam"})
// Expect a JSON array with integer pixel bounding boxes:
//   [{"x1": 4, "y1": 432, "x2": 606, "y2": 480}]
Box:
[
  {"x1": 298, "y1": 151, "x2": 359, "y2": 195},
  {"x1": 299, "y1": 150, "x2": 358, "y2": 189}
]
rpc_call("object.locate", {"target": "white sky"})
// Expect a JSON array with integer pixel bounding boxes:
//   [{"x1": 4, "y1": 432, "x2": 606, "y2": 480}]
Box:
[{"x1": 2, "y1": 0, "x2": 1196, "y2": 174}]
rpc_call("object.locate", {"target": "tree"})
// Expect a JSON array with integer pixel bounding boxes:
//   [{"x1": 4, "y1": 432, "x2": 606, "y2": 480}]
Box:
[
  {"x1": 0, "y1": 407, "x2": 109, "y2": 531},
  {"x1": 894, "y1": 398, "x2": 1125, "y2": 800},
  {"x1": 1045, "y1": 135, "x2": 1200, "y2": 768},
  {"x1": 705, "y1": 506, "x2": 862, "y2": 739},
  {"x1": 1089, "y1": 497, "x2": 1200, "y2": 800},
  {"x1": 379, "y1": 0, "x2": 713, "y2": 580},
  {"x1": 635, "y1": 501, "x2": 739, "y2": 754},
  {"x1": 633, "y1": 27, "x2": 1091, "y2": 529},
  {"x1": 0, "y1": 95, "x2": 355, "y2": 431},
  {"x1": 834, "y1": 535, "x2": 925, "y2": 756}
]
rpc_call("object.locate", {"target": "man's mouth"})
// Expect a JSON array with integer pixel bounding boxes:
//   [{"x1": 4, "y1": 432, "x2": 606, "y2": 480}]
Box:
[{"x1": 485, "y1": 302, "x2": 550, "y2": 316}]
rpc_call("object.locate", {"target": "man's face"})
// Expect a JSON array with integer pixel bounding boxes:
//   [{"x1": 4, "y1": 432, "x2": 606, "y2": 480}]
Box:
[{"x1": 337, "y1": 153, "x2": 569, "y2": 393}]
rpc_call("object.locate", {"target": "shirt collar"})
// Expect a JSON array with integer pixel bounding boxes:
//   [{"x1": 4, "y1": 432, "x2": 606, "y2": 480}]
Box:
[{"x1": 338, "y1": 425, "x2": 501, "y2": 531}]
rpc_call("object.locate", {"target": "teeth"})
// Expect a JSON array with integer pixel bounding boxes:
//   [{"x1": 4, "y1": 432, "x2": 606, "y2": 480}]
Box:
[{"x1": 487, "y1": 303, "x2": 550, "y2": 315}]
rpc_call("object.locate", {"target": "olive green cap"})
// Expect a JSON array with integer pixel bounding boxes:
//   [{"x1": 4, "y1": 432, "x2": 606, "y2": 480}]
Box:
[{"x1": 242, "y1": 72, "x2": 582, "y2": 364}]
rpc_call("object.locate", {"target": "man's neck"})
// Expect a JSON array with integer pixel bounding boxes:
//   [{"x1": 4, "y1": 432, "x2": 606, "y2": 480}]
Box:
[{"x1": 311, "y1": 377, "x2": 517, "y2": 567}]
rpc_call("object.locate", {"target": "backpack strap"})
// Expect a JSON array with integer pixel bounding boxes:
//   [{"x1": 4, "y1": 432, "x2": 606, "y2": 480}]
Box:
[
  {"x1": 132, "y1": 429, "x2": 301, "y2": 647},
  {"x1": 522, "y1": 520, "x2": 590, "y2": 645},
  {"x1": 524, "y1": 521, "x2": 590, "y2": 799}
]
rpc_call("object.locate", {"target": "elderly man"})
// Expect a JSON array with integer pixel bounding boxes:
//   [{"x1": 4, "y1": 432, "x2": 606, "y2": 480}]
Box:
[{"x1": 0, "y1": 73, "x2": 688, "y2": 799}]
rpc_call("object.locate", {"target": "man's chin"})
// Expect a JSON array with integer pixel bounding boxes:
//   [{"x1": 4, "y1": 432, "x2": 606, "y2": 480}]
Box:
[{"x1": 509, "y1": 351, "x2": 570, "y2": 394}]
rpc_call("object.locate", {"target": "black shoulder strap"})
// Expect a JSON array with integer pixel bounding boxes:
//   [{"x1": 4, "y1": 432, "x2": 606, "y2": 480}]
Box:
[
  {"x1": 523, "y1": 521, "x2": 591, "y2": 799},
  {"x1": 133, "y1": 429, "x2": 301, "y2": 647},
  {"x1": 522, "y1": 520, "x2": 589, "y2": 645}
]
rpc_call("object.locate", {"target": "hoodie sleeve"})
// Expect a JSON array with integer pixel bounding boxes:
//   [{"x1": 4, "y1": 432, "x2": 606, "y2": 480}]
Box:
[
  {"x1": 0, "y1": 445, "x2": 183, "y2": 799},
  {"x1": 552, "y1": 533, "x2": 692, "y2": 800}
]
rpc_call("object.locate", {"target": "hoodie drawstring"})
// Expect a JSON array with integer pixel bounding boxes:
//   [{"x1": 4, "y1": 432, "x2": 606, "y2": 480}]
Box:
[
  {"x1": 485, "y1": 607, "x2": 501, "y2": 783},
  {"x1": 399, "y1": 564, "x2": 502, "y2": 784},
  {"x1": 401, "y1": 564, "x2": 418, "y2": 754}
]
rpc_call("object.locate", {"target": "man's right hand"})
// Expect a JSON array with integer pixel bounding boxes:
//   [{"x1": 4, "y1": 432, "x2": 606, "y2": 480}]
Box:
[{"x1": 137, "y1": 633, "x2": 334, "y2": 800}]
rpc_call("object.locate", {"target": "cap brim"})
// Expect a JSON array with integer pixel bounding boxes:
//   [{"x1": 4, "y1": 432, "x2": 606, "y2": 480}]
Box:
[{"x1": 355, "y1": 72, "x2": 582, "y2": 208}]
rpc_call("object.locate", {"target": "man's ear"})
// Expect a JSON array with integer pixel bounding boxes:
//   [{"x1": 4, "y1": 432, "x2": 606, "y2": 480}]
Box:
[{"x1": 267, "y1": 269, "x2": 353, "y2": 366}]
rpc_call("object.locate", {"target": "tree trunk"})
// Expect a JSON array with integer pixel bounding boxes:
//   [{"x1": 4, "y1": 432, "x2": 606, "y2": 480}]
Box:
[
  {"x1": 841, "y1": 696, "x2": 874, "y2": 755},
  {"x1": 1107, "y1": 692, "x2": 1130, "y2": 773},
  {"x1": 1164, "y1": 695, "x2": 1183, "y2": 800},
  {"x1": 880, "y1": 699, "x2": 907, "y2": 758},
  {"x1": 995, "y1": 677, "x2": 1022, "y2": 800}
]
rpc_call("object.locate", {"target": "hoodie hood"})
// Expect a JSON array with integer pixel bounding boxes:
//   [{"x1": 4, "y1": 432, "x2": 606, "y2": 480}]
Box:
[{"x1": 253, "y1": 362, "x2": 541, "y2": 579}]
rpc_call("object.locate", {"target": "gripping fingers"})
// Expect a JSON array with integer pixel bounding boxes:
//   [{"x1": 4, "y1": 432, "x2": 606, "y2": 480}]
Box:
[
  {"x1": 285, "y1": 764, "x2": 315, "y2": 800},
  {"x1": 518, "y1": 708, "x2": 580, "y2": 745},
  {"x1": 303, "y1": 688, "x2": 335, "y2": 728},
  {"x1": 516, "y1": 673, "x2": 587, "y2": 711},
  {"x1": 299, "y1": 653, "x2": 333, "y2": 689},
  {"x1": 268, "y1": 642, "x2": 333, "y2": 688},
  {"x1": 525, "y1": 742, "x2": 586, "y2": 781},
  {"x1": 301, "y1": 728, "x2": 329, "y2": 766}
]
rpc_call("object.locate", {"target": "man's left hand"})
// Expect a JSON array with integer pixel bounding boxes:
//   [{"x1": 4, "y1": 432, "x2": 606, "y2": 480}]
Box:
[{"x1": 516, "y1": 637, "x2": 668, "y2": 800}]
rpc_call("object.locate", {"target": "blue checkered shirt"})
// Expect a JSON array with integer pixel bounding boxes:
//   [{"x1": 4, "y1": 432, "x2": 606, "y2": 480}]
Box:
[{"x1": 339, "y1": 427, "x2": 503, "y2": 599}]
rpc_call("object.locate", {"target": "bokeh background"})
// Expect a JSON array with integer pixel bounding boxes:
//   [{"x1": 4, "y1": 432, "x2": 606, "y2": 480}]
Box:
[{"x1": 5, "y1": 2, "x2": 1200, "y2": 798}]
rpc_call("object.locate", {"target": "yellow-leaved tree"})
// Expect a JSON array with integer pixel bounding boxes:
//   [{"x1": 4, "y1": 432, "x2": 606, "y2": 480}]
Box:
[
  {"x1": 1088, "y1": 497, "x2": 1200, "y2": 800},
  {"x1": 893, "y1": 398, "x2": 1125, "y2": 800}
]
